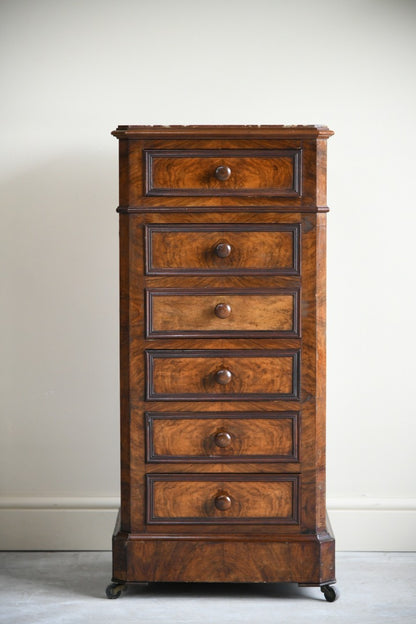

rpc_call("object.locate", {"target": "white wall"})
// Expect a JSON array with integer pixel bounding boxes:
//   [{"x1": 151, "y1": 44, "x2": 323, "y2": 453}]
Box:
[{"x1": 1, "y1": 0, "x2": 415, "y2": 551}]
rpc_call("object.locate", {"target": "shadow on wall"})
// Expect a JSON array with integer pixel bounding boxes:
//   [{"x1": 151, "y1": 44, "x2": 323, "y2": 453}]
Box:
[
  {"x1": 1, "y1": 149, "x2": 120, "y2": 492},
  {"x1": 2, "y1": 148, "x2": 119, "y2": 371},
  {"x1": 3, "y1": 144, "x2": 117, "y2": 242}
]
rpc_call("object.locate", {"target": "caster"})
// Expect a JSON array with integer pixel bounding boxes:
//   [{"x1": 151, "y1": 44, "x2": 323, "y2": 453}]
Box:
[
  {"x1": 320, "y1": 584, "x2": 339, "y2": 602},
  {"x1": 105, "y1": 582, "x2": 126, "y2": 599}
]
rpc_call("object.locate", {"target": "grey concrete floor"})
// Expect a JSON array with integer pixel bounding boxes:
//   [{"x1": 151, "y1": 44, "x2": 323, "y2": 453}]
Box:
[{"x1": 0, "y1": 552, "x2": 415, "y2": 623}]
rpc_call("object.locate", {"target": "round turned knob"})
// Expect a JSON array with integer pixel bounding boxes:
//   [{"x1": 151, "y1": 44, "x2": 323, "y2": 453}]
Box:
[
  {"x1": 215, "y1": 165, "x2": 232, "y2": 181},
  {"x1": 214, "y1": 493, "x2": 232, "y2": 511},
  {"x1": 214, "y1": 369, "x2": 232, "y2": 385},
  {"x1": 214, "y1": 303, "x2": 232, "y2": 319},
  {"x1": 214, "y1": 242, "x2": 232, "y2": 258},
  {"x1": 214, "y1": 431, "x2": 232, "y2": 448}
]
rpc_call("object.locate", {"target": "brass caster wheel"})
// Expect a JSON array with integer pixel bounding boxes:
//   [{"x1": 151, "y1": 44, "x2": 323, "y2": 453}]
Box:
[
  {"x1": 320, "y1": 584, "x2": 339, "y2": 602},
  {"x1": 106, "y1": 582, "x2": 126, "y2": 599}
]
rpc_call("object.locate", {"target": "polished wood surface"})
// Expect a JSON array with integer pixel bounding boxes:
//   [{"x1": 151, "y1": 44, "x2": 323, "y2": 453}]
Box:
[
  {"x1": 145, "y1": 149, "x2": 300, "y2": 197},
  {"x1": 145, "y1": 223, "x2": 300, "y2": 275},
  {"x1": 147, "y1": 474, "x2": 298, "y2": 523},
  {"x1": 113, "y1": 127, "x2": 333, "y2": 210},
  {"x1": 111, "y1": 125, "x2": 335, "y2": 592},
  {"x1": 214, "y1": 241, "x2": 232, "y2": 257},
  {"x1": 147, "y1": 289, "x2": 297, "y2": 337},
  {"x1": 214, "y1": 431, "x2": 232, "y2": 447},
  {"x1": 146, "y1": 412, "x2": 298, "y2": 462},
  {"x1": 215, "y1": 165, "x2": 232, "y2": 181},
  {"x1": 124, "y1": 537, "x2": 332, "y2": 584},
  {"x1": 116, "y1": 211, "x2": 325, "y2": 535},
  {"x1": 214, "y1": 302, "x2": 232, "y2": 319},
  {"x1": 146, "y1": 349, "x2": 299, "y2": 400}
]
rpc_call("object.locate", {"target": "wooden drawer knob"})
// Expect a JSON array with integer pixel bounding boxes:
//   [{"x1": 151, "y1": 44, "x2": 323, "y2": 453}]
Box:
[
  {"x1": 214, "y1": 431, "x2": 232, "y2": 448},
  {"x1": 214, "y1": 242, "x2": 232, "y2": 258},
  {"x1": 214, "y1": 492, "x2": 232, "y2": 511},
  {"x1": 215, "y1": 165, "x2": 232, "y2": 181},
  {"x1": 214, "y1": 303, "x2": 232, "y2": 319},
  {"x1": 214, "y1": 369, "x2": 232, "y2": 385}
]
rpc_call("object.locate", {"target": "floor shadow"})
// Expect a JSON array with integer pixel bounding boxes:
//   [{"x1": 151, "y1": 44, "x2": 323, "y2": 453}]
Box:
[
  {"x1": 124, "y1": 580, "x2": 319, "y2": 602},
  {"x1": 0, "y1": 552, "x2": 321, "y2": 601}
]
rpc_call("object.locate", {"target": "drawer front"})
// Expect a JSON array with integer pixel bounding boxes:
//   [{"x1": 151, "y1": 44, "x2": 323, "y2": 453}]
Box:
[
  {"x1": 145, "y1": 149, "x2": 301, "y2": 197},
  {"x1": 146, "y1": 474, "x2": 299, "y2": 524},
  {"x1": 146, "y1": 412, "x2": 299, "y2": 463},
  {"x1": 146, "y1": 288, "x2": 300, "y2": 338},
  {"x1": 146, "y1": 349, "x2": 300, "y2": 401},
  {"x1": 145, "y1": 223, "x2": 300, "y2": 276}
]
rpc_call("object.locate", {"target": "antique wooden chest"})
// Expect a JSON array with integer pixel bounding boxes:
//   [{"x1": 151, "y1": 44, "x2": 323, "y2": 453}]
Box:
[{"x1": 107, "y1": 125, "x2": 337, "y2": 602}]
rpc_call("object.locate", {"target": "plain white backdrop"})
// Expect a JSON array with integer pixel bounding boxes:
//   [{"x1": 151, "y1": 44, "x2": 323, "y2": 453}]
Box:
[{"x1": 1, "y1": 0, "x2": 415, "y2": 550}]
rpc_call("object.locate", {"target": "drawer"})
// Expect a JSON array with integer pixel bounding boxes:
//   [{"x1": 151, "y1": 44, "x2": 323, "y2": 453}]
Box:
[
  {"x1": 146, "y1": 288, "x2": 300, "y2": 338},
  {"x1": 146, "y1": 349, "x2": 300, "y2": 401},
  {"x1": 145, "y1": 412, "x2": 299, "y2": 463},
  {"x1": 144, "y1": 149, "x2": 301, "y2": 197},
  {"x1": 145, "y1": 223, "x2": 300, "y2": 276},
  {"x1": 146, "y1": 474, "x2": 299, "y2": 524}
]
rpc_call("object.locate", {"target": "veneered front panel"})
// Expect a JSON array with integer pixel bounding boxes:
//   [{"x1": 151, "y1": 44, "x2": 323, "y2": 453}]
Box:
[
  {"x1": 145, "y1": 349, "x2": 300, "y2": 401},
  {"x1": 145, "y1": 412, "x2": 299, "y2": 462},
  {"x1": 145, "y1": 224, "x2": 300, "y2": 275},
  {"x1": 146, "y1": 288, "x2": 300, "y2": 338},
  {"x1": 145, "y1": 149, "x2": 301, "y2": 197},
  {"x1": 125, "y1": 538, "x2": 323, "y2": 583},
  {"x1": 147, "y1": 474, "x2": 299, "y2": 524}
]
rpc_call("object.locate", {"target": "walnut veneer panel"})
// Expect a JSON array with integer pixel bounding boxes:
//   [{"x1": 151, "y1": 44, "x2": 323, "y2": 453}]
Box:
[
  {"x1": 145, "y1": 149, "x2": 301, "y2": 197},
  {"x1": 122, "y1": 534, "x2": 334, "y2": 583},
  {"x1": 147, "y1": 474, "x2": 299, "y2": 524},
  {"x1": 145, "y1": 223, "x2": 300, "y2": 275},
  {"x1": 145, "y1": 412, "x2": 299, "y2": 462},
  {"x1": 146, "y1": 349, "x2": 300, "y2": 401},
  {"x1": 146, "y1": 288, "x2": 299, "y2": 338}
]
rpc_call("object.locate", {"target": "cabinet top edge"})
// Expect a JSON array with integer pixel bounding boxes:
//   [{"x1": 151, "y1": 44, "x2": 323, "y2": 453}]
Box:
[{"x1": 111, "y1": 125, "x2": 334, "y2": 140}]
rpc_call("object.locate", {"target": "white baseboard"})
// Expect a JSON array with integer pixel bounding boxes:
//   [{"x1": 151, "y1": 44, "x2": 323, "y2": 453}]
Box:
[
  {"x1": 328, "y1": 497, "x2": 416, "y2": 551},
  {"x1": 0, "y1": 497, "x2": 119, "y2": 551},
  {"x1": 0, "y1": 496, "x2": 415, "y2": 551}
]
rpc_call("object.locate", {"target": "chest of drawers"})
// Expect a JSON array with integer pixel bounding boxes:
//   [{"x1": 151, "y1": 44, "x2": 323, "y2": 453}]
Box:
[{"x1": 107, "y1": 125, "x2": 337, "y2": 602}]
